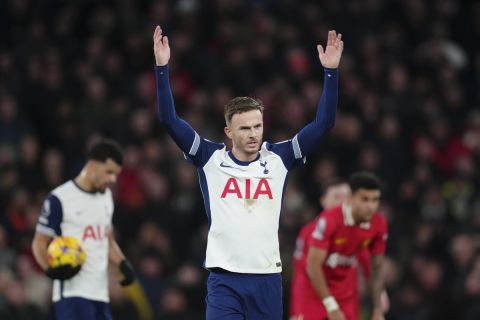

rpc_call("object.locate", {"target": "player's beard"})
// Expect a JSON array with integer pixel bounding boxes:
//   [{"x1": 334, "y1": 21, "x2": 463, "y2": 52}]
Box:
[
  {"x1": 361, "y1": 210, "x2": 375, "y2": 222},
  {"x1": 244, "y1": 138, "x2": 260, "y2": 153},
  {"x1": 92, "y1": 172, "x2": 107, "y2": 193},
  {"x1": 96, "y1": 185, "x2": 107, "y2": 193}
]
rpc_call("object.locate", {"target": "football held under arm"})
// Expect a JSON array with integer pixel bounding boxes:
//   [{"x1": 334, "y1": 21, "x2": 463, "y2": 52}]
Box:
[{"x1": 32, "y1": 194, "x2": 63, "y2": 271}]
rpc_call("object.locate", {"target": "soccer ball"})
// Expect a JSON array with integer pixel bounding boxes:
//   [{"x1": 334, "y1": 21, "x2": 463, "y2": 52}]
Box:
[{"x1": 47, "y1": 236, "x2": 86, "y2": 268}]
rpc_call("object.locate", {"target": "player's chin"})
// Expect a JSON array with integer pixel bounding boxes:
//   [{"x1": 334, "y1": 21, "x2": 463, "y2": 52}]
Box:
[
  {"x1": 245, "y1": 148, "x2": 259, "y2": 155},
  {"x1": 245, "y1": 143, "x2": 259, "y2": 151}
]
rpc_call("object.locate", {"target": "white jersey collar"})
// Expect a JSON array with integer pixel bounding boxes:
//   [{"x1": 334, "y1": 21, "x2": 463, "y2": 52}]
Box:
[
  {"x1": 342, "y1": 203, "x2": 371, "y2": 228},
  {"x1": 342, "y1": 203, "x2": 355, "y2": 226}
]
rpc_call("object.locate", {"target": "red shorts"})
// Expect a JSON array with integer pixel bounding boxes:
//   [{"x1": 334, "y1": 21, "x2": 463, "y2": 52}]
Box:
[{"x1": 291, "y1": 294, "x2": 359, "y2": 320}]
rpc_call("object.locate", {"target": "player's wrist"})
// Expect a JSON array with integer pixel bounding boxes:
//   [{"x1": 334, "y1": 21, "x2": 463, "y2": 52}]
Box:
[{"x1": 322, "y1": 296, "x2": 339, "y2": 313}]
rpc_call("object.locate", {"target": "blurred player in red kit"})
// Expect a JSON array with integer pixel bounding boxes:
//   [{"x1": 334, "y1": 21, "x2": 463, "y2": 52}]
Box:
[
  {"x1": 291, "y1": 172, "x2": 388, "y2": 320},
  {"x1": 290, "y1": 179, "x2": 351, "y2": 317}
]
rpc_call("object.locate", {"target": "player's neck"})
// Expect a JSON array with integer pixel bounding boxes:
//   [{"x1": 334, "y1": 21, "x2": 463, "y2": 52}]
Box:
[
  {"x1": 74, "y1": 170, "x2": 95, "y2": 193},
  {"x1": 231, "y1": 148, "x2": 258, "y2": 162},
  {"x1": 352, "y1": 214, "x2": 362, "y2": 225},
  {"x1": 346, "y1": 203, "x2": 363, "y2": 225},
  {"x1": 351, "y1": 211, "x2": 367, "y2": 225}
]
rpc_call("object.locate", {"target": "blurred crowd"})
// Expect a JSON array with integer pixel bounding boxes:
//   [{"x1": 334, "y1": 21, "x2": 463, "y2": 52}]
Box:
[{"x1": 1, "y1": 0, "x2": 479, "y2": 319}]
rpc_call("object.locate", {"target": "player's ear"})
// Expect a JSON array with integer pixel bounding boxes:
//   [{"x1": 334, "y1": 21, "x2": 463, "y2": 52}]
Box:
[
  {"x1": 224, "y1": 126, "x2": 232, "y2": 139},
  {"x1": 85, "y1": 160, "x2": 99, "y2": 176},
  {"x1": 85, "y1": 160, "x2": 95, "y2": 171}
]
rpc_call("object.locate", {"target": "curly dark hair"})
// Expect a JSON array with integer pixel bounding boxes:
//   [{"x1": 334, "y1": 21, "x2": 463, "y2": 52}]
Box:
[{"x1": 87, "y1": 139, "x2": 124, "y2": 166}]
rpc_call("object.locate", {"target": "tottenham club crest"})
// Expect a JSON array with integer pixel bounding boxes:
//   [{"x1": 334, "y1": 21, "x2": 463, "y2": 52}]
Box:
[{"x1": 260, "y1": 161, "x2": 269, "y2": 174}]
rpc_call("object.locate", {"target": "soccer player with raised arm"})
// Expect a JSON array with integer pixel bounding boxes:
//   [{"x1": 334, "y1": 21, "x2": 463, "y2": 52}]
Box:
[
  {"x1": 32, "y1": 140, "x2": 136, "y2": 320},
  {"x1": 294, "y1": 172, "x2": 388, "y2": 320},
  {"x1": 153, "y1": 26, "x2": 343, "y2": 319}
]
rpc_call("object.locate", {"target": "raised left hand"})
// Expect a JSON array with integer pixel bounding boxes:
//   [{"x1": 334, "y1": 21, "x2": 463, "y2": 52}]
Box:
[{"x1": 318, "y1": 30, "x2": 344, "y2": 69}]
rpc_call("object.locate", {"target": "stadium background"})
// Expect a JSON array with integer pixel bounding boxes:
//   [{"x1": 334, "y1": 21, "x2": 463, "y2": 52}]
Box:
[{"x1": 1, "y1": 0, "x2": 479, "y2": 319}]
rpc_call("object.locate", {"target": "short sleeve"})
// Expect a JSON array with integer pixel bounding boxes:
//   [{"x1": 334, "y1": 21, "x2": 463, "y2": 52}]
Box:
[
  {"x1": 185, "y1": 138, "x2": 225, "y2": 167},
  {"x1": 36, "y1": 194, "x2": 63, "y2": 237},
  {"x1": 308, "y1": 214, "x2": 336, "y2": 250},
  {"x1": 267, "y1": 139, "x2": 306, "y2": 171},
  {"x1": 369, "y1": 216, "x2": 388, "y2": 256}
]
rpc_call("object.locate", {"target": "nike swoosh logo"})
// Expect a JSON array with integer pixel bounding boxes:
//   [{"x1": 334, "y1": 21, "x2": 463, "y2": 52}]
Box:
[{"x1": 220, "y1": 162, "x2": 233, "y2": 168}]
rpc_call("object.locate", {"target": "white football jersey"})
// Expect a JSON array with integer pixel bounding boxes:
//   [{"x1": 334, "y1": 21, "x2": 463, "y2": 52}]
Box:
[
  {"x1": 155, "y1": 64, "x2": 338, "y2": 274},
  {"x1": 188, "y1": 137, "x2": 305, "y2": 273},
  {"x1": 36, "y1": 180, "x2": 114, "y2": 302}
]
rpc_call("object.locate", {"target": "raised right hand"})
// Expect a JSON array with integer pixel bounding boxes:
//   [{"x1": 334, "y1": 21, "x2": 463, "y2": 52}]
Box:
[{"x1": 153, "y1": 25, "x2": 170, "y2": 66}]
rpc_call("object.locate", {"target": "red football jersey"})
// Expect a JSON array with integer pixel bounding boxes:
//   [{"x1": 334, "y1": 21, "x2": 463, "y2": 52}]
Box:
[
  {"x1": 290, "y1": 204, "x2": 388, "y2": 319},
  {"x1": 290, "y1": 218, "x2": 318, "y2": 315}
]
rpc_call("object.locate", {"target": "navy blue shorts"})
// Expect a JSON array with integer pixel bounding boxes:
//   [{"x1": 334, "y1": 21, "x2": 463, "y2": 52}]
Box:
[
  {"x1": 206, "y1": 270, "x2": 282, "y2": 320},
  {"x1": 54, "y1": 297, "x2": 112, "y2": 320}
]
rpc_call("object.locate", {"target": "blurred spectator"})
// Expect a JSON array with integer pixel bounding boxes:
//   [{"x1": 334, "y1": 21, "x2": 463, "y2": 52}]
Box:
[
  {"x1": 0, "y1": 226, "x2": 15, "y2": 270},
  {"x1": 109, "y1": 280, "x2": 140, "y2": 320},
  {"x1": 15, "y1": 255, "x2": 50, "y2": 312},
  {"x1": 157, "y1": 286, "x2": 193, "y2": 320}
]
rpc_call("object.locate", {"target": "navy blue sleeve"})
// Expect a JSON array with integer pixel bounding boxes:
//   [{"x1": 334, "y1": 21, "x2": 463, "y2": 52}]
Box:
[
  {"x1": 185, "y1": 138, "x2": 225, "y2": 167},
  {"x1": 155, "y1": 65, "x2": 197, "y2": 153},
  {"x1": 267, "y1": 141, "x2": 305, "y2": 171},
  {"x1": 295, "y1": 68, "x2": 338, "y2": 156},
  {"x1": 36, "y1": 194, "x2": 63, "y2": 237},
  {"x1": 268, "y1": 68, "x2": 338, "y2": 171},
  {"x1": 155, "y1": 65, "x2": 222, "y2": 167}
]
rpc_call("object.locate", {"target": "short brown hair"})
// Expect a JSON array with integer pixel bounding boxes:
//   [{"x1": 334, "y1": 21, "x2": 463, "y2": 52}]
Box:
[{"x1": 224, "y1": 97, "x2": 264, "y2": 125}]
